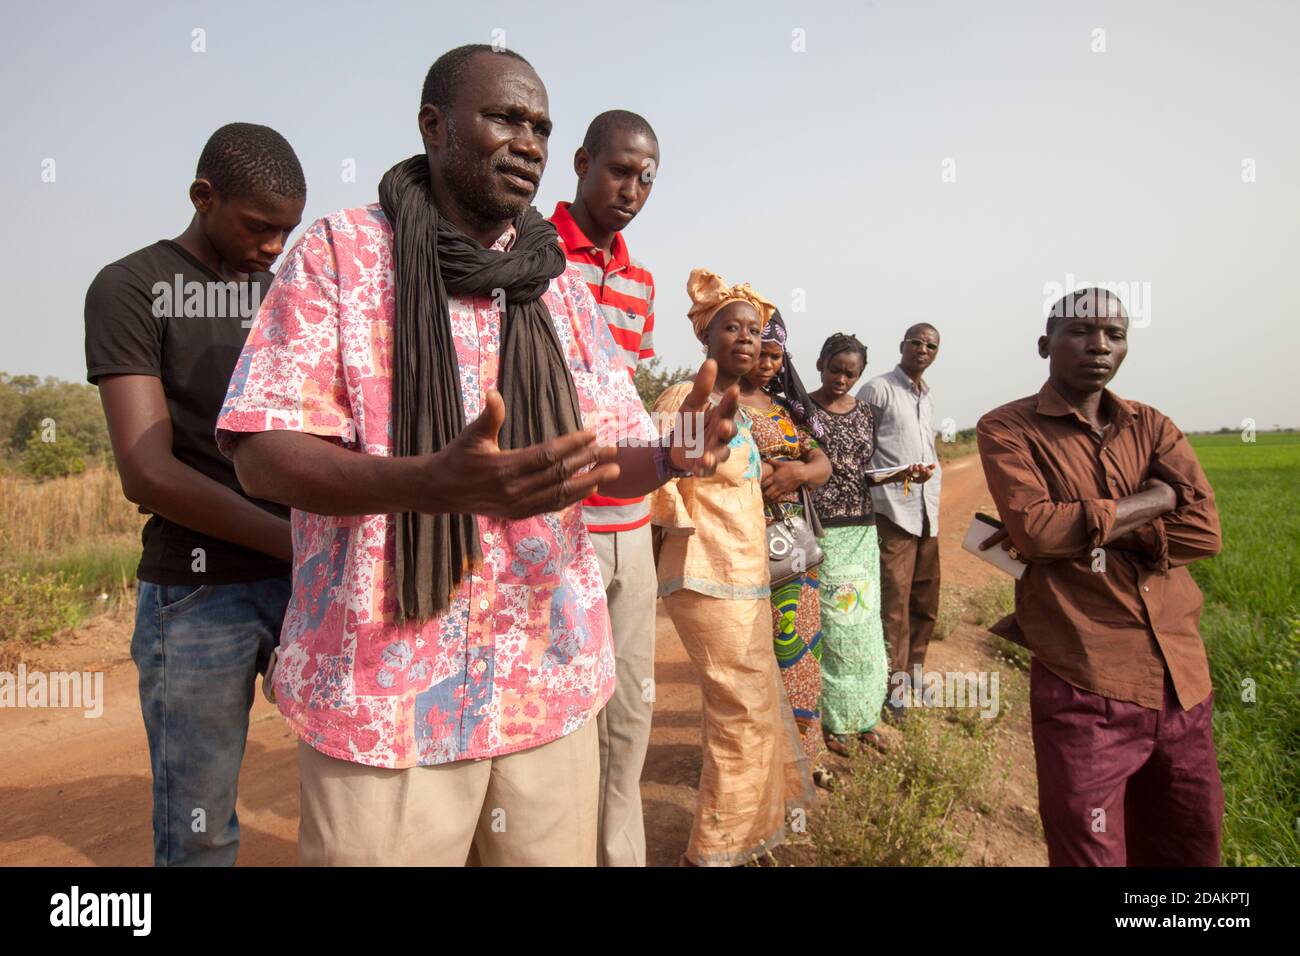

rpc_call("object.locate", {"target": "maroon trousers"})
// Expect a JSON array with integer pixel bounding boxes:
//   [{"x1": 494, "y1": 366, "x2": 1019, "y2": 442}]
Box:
[{"x1": 1029, "y1": 658, "x2": 1224, "y2": 867}]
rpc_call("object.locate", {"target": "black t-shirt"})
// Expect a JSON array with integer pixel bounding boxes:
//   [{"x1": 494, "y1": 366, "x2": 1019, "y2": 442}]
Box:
[{"x1": 84, "y1": 239, "x2": 291, "y2": 585}]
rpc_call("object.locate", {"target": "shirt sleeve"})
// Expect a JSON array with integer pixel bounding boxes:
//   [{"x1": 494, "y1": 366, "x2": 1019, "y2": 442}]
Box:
[
  {"x1": 1142, "y1": 409, "x2": 1222, "y2": 569},
  {"x1": 559, "y1": 266, "x2": 656, "y2": 447},
  {"x1": 858, "y1": 378, "x2": 887, "y2": 418},
  {"x1": 84, "y1": 263, "x2": 165, "y2": 383},
  {"x1": 638, "y1": 278, "x2": 655, "y2": 361},
  {"x1": 976, "y1": 410, "x2": 1118, "y2": 561},
  {"x1": 648, "y1": 382, "x2": 695, "y2": 535},
  {"x1": 215, "y1": 217, "x2": 355, "y2": 459}
]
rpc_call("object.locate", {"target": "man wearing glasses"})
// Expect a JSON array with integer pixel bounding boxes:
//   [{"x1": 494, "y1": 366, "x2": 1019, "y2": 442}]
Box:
[{"x1": 858, "y1": 325, "x2": 941, "y2": 719}]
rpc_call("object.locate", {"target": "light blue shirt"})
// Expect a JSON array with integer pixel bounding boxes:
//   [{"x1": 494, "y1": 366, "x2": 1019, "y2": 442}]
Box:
[{"x1": 857, "y1": 365, "x2": 941, "y2": 536}]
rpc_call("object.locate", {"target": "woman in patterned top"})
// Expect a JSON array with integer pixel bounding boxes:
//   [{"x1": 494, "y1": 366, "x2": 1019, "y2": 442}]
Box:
[
  {"x1": 650, "y1": 270, "x2": 814, "y2": 866},
  {"x1": 739, "y1": 311, "x2": 833, "y2": 787},
  {"x1": 807, "y1": 333, "x2": 928, "y2": 752}
]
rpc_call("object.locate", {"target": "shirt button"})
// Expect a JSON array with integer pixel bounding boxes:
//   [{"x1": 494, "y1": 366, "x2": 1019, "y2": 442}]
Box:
[
  {"x1": 474, "y1": 660, "x2": 487, "y2": 675},
  {"x1": 478, "y1": 598, "x2": 490, "y2": 610}
]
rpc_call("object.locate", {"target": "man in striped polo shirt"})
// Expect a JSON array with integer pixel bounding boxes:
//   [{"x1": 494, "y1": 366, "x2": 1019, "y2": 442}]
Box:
[{"x1": 550, "y1": 110, "x2": 659, "y2": 867}]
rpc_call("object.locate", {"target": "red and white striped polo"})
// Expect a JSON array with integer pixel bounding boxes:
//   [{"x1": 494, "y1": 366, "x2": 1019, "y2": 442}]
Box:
[{"x1": 550, "y1": 200, "x2": 655, "y2": 532}]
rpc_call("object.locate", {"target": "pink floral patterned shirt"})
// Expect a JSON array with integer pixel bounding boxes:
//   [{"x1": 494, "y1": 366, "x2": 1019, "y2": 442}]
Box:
[{"x1": 216, "y1": 204, "x2": 653, "y2": 768}]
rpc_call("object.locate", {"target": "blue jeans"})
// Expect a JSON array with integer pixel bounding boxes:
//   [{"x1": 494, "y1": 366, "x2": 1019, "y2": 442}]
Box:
[{"x1": 132, "y1": 577, "x2": 290, "y2": 866}]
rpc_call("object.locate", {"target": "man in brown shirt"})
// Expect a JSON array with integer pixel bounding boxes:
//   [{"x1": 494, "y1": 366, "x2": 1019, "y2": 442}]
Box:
[{"x1": 976, "y1": 287, "x2": 1223, "y2": 866}]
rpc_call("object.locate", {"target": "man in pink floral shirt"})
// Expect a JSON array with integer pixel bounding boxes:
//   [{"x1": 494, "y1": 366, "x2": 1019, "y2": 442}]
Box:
[{"x1": 216, "y1": 45, "x2": 739, "y2": 865}]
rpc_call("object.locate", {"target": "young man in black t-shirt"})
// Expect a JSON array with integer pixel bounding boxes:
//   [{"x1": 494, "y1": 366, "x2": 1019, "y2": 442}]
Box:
[{"x1": 84, "y1": 123, "x2": 305, "y2": 866}]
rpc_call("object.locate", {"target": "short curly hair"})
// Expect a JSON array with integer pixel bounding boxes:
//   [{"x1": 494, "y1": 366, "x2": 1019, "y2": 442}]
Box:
[
  {"x1": 195, "y1": 123, "x2": 306, "y2": 201},
  {"x1": 420, "y1": 44, "x2": 533, "y2": 111},
  {"x1": 582, "y1": 109, "x2": 658, "y2": 157}
]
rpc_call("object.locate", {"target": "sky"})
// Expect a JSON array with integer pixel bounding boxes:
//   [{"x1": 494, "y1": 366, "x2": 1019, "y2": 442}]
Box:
[{"x1": 2, "y1": 0, "x2": 1297, "y2": 432}]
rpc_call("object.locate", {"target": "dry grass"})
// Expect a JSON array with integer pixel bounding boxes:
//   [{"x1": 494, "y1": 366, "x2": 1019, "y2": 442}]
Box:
[
  {"x1": 0, "y1": 467, "x2": 142, "y2": 644},
  {"x1": 0, "y1": 466, "x2": 141, "y2": 555}
]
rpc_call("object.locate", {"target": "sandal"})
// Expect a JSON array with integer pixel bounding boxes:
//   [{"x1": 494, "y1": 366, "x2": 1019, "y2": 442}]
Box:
[
  {"x1": 824, "y1": 732, "x2": 853, "y2": 757},
  {"x1": 858, "y1": 729, "x2": 886, "y2": 751}
]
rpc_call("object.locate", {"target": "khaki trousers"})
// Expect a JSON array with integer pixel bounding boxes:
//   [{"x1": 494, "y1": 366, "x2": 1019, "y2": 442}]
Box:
[
  {"x1": 297, "y1": 718, "x2": 599, "y2": 866},
  {"x1": 589, "y1": 523, "x2": 657, "y2": 867},
  {"x1": 875, "y1": 513, "x2": 941, "y2": 677}
]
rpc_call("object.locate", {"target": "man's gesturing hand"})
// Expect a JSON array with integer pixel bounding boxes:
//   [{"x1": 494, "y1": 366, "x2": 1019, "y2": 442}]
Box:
[
  {"x1": 430, "y1": 390, "x2": 619, "y2": 520},
  {"x1": 667, "y1": 359, "x2": 739, "y2": 478}
]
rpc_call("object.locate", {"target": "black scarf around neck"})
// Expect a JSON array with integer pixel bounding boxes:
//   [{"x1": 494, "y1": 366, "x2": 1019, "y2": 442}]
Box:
[{"x1": 378, "y1": 154, "x2": 582, "y2": 621}]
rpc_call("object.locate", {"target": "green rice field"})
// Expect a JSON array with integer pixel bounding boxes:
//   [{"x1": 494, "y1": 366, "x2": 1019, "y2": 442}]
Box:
[{"x1": 1188, "y1": 430, "x2": 1300, "y2": 865}]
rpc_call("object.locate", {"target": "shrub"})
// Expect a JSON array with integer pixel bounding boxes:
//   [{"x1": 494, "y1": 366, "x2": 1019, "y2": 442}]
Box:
[
  {"x1": 0, "y1": 570, "x2": 83, "y2": 642},
  {"x1": 811, "y1": 708, "x2": 997, "y2": 866},
  {"x1": 20, "y1": 430, "x2": 87, "y2": 479},
  {"x1": 633, "y1": 357, "x2": 695, "y2": 412}
]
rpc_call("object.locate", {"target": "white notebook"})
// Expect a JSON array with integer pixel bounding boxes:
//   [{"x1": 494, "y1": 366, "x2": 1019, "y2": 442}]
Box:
[{"x1": 961, "y1": 513, "x2": 1028, "y2": 580}]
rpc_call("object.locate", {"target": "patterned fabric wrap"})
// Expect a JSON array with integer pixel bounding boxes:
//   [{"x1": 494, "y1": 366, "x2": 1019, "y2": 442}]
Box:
[
  {"x1": 770, "y1": 570, "x2": 826, "y2": 766},
  {"x1": 746, "y1": 397, "x2": 826, "y2": 769},
  {"x1": 746, "y1": 400, "x2": 819, "y2": 518},
  {"x1": 760, "y1": 310, "x2": 824, "y2": 439},
  {"x1": 685, "y1": 268, "x2": 775, "y2": 339},
  {"x1": 817, "y1": 524, "x2": 889, "y2": 734}
]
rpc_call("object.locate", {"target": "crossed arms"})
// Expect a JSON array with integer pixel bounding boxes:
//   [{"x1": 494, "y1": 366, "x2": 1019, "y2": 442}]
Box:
[{"x1": 975, "y1": 414, "x2": 1221, "y2": 569}]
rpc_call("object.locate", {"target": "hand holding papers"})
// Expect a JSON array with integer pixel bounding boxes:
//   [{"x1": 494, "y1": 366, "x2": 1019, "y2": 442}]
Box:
[{"x1": 962, "y1": 512, "x2": 1028, "y2": 580}]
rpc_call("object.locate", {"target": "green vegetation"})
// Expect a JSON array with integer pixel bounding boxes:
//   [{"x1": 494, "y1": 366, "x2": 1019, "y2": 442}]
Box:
[
  {"x1": 936, "y1": 426, "x2": 977, "y2": 463},
  {"x1": 812, "y1": 708, "x2": 999, "y2": 866},
  {"x1": 0, "y1": 374, "x2": 138, "y2": 645},
  {"x1": 0, "y1": 468, "x2": 141, "y2": 642},
  {"x1": 1188, "y1": 430, "x2": 1300, "y2": 866},
  {"x1": 0, "y1": 570, "x2": 84, "y2": 643},
  {"x1": 0, "y1": 372, "x2": 111, "y2": 477},
  {"x1": 632, "y1": 357, "x2": 694, "y2": 411}
]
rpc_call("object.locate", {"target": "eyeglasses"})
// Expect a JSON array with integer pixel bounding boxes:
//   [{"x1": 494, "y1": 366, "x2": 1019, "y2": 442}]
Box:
[{"x1": 905, "y1": 338, "x2": 939, "y2": 353}]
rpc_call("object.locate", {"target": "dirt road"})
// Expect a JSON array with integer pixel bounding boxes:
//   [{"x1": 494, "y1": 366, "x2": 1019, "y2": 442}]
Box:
[{"x1": 0, "y1": 454, "x2": 1045, "y2": 866}]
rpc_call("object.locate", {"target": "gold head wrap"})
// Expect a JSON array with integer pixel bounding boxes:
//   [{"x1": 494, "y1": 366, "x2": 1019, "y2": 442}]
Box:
[{"x1": 686, "y1": 268, "x2": 776, "y2": 340}]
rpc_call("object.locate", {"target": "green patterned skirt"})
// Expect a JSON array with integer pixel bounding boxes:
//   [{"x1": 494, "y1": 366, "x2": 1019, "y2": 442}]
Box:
[{"x1": 817, "y1": 523, "x2": 889, "y2": 734}]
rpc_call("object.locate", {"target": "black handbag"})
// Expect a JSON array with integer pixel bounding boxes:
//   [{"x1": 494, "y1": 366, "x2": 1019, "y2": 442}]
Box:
[{"x1": 767, "y1": 485, "x2": 825, "y2": 587}]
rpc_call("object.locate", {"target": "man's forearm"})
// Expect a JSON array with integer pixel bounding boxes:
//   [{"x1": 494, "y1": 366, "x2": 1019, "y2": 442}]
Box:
[
  {"x1": 132, "y1": 457, "x2": 292, "y2": 561},
  {"x1": 599, "y1": 444, "x2": 663, "y2": 499},
  {"x1": 1105, "y1": 485, "x2": 1176, "y2": 543},
  {"x1": 233, "y1": 430, "x2": 434, "y2": 516}
]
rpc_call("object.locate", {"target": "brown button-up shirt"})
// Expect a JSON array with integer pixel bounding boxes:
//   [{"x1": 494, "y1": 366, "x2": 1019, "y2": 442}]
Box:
[{"x1": 976, "y1": 382, "x2": 1221, "y2": 710}]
